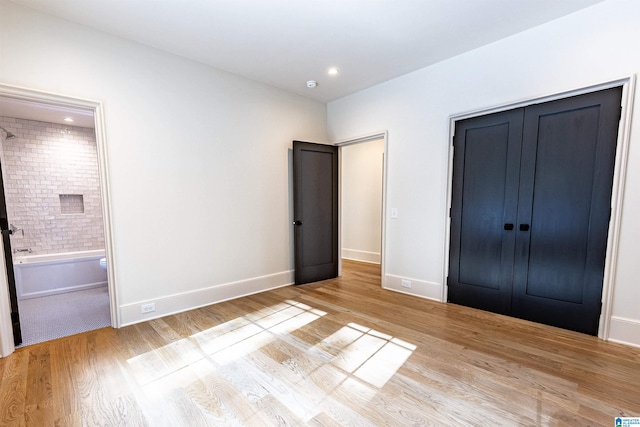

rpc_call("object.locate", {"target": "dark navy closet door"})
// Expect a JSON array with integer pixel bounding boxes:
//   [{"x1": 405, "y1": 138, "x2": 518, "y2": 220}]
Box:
[
  {"x1": 512, "y1": 87, "x2": 622, "y2": 335},
  {"x1": 448, "y1": 108, "x2": 524, "y2": 315},
  {"x1": 449, "y1": 86, "x2": 622, "y2": 335}
]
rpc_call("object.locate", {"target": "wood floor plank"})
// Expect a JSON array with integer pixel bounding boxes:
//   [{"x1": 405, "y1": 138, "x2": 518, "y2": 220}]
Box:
[
  {"x1": 192, "y1": 360, "x2": 273, "y2": 426},
  {"x1": 2, "y1": 259, "x2": 639, "y2": 425},
  {"x1": 0, "y1": 347, "x2": 29, "y2": 426},
  {"x1": 49, "y1": 336, "x2": 81, "y2": 421},
  {"x1": 24, "y1": 344, "x2": 53, "y2": 426}
]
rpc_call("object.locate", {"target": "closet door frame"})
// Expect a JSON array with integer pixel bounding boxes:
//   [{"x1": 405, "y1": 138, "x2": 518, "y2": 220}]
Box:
[{"x1": 443, "y1": 76, "x2": 636, "y2": 341}]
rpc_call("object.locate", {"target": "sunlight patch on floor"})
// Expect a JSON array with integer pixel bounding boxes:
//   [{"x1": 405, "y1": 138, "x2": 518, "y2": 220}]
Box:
[
  {"x1": 128, "y1": 299, "x2": 326, "y2": 386},
  {"x1": 126, "y1": 301, "x2": 415, "y2": 422},
  {"x1": 317, "y1": 322, "x2": 417, "y2": 388}
]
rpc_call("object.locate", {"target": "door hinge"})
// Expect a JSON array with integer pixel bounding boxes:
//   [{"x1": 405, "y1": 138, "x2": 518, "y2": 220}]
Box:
[{"x1": 619, "y1": 106, "x2": 623, "y2": 121}]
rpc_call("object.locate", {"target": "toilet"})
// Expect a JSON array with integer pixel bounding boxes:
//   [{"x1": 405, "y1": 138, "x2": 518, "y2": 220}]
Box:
[{"x1": 99, "y1": 257, "x2": 107, "y2": 271}]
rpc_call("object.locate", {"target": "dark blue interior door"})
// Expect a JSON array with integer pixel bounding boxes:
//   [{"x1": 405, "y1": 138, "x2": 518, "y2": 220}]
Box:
[
  {"x1": 448, "y1": 109, "x2": 524, "y2": 315},
  {"x1": 449, "y1": 86, "x2": 622, "y2": 335},
  {"x1": 512, "y1": 87, "x2": 622, "y2": 335}
]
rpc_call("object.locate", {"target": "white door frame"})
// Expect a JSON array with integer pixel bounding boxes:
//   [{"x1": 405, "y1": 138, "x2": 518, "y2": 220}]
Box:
[
  {"x1": 0, "y1": 83, "x2": 119, "y2": 357},
  {"x1": 443, "y1": 76, "x2": 636, "y2": 341},
  {"x1": 334, "y1": 131, "x2": 389, "y2": 284}
]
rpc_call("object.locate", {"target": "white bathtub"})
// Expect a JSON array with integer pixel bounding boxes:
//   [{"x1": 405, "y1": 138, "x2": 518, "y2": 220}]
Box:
[{"x1": 13, "y1": 250, "x2": 108, "y2": 300}]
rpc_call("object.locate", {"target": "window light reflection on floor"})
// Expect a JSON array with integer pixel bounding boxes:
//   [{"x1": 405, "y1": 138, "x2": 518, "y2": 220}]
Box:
[
  {"x1": 127, "y1": 300, "x2": 327, "y2": 385},
  {"x1": 316, "y1": 322, "x2": 416, "y2": 388},
  {"x1": 126, "y1": 300, "x2": 417, "y2": 421}
]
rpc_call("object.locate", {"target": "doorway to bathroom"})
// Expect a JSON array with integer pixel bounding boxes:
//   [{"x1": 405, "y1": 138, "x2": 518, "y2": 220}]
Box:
[{"x1": 0, "y1": 94, "x2": 113, "y2": 347}]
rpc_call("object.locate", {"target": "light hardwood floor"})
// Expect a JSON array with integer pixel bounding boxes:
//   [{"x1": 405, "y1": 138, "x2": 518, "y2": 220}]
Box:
[{"x1": 1, "y1": 260, "x2": 639, "y2": 426}]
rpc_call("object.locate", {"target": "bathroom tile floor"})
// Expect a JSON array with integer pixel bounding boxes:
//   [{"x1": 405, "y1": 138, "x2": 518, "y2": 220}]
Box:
[{"x1": 16, "y1": 286, "x2": 111, "y2": 347}]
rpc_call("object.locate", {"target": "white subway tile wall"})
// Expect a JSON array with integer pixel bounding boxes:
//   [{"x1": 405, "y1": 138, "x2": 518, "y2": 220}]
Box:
[{"x1": 0, "y1": 117, "x2": 105, "y2": 255}]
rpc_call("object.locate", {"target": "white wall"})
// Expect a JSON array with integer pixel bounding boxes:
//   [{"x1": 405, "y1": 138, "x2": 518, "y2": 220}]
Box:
[
  {"x1": 328, "y1": 0, "x2": 640, "y2": 347},
  {"x1": 341, "y1": 139, "x2": 384, "y2": 264},
  {"x1": 0, "y1": 0, "x2": 327, "y2": 327}
]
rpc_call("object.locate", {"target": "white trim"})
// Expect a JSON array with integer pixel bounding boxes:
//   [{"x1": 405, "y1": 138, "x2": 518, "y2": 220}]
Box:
[
  {"x1": 334, "y1": 131, "x2": 388, "y2": 146},
  {"x1": 442, "y1": 118, "x2": 456, "y2": 304},
  {"x1": 342, "y1": 249, "x2": 381, "y2": 264},
  {"x1": 444, "y1": 77, "x2": 635, "y2": 342},
  {"x1": 93, "y1": 95, "x2": 120, "y2": 328},
  {"x1": 608, "y1": 316, "x2": 640, "y2": 349},
  {"x1": 334, "y1": 131, "x2": 388, "y2": 284},
  {"x1": 384, "y1": 274, "x2": 441, "y2": 301},
  {"x1": 598, "y1": 76, "x2": 636, "y2": 340},
  {"x1": 449, "y1": 78, "x2": 632, "y2": 121},
  {"x1": 0, "y1": 239, "x2": 14, "y2": 357},
  {"x1": 0, "y1": 83, "x2": 119, "y2": 358},
  {"x1": 119, "y1": 270, "x2": 294, "y2": 326}
]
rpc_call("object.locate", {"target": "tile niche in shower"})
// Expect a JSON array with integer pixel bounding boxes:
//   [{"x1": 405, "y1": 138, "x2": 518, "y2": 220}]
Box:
[{"x1": 59, "y1": 194, "x2": 85, "y2": 214}]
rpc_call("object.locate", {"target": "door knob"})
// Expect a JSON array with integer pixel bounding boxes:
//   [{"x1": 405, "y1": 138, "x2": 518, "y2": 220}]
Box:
[
  {"x1": 293, "y1": 220, "x2": 303, "y2": 226},
  {"x1": 504, "y1": 223, "x2": 514, "y2": 230},
  {"x1": 519, "y1": 224, "x2": 530, "y2": 231}
]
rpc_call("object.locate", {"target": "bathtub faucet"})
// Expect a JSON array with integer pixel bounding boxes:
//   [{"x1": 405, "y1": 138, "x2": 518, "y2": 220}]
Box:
[
  {"x1": 13, "y1": 248, "x2": 32, "y2": 254},
  {"x1": 9, "y1": 224, "x2": 24, "y2": 236}
]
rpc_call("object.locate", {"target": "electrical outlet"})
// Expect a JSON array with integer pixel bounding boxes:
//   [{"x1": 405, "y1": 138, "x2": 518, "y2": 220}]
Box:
[
  {"x1": 141, "y1": 303, "x2": 156, "y2": 314},
  {"x1": 401, "y1": 279, "x2": 411, "y2": 288}
]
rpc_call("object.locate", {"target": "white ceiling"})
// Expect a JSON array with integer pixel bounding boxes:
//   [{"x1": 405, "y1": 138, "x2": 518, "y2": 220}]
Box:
[{"x1": 3, "y1": 0, "x2": 603, "y2": 125}]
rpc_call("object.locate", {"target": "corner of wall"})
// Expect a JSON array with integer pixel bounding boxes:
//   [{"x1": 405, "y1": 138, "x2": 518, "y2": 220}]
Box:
[{"x1": 608, "y1": 316, "x2": 640, "y2": 348}]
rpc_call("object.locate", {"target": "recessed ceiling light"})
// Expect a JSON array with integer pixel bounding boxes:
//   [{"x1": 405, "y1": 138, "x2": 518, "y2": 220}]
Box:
[
  {"x1": 64, "y1": 117, "x2": 74, "y2": 122},
  {"x1": 306, "y1": 80, "x2": 318, "y2": 88},
  {"x1": 328, "y1": 67, "x2": 339, "y2": 76}
]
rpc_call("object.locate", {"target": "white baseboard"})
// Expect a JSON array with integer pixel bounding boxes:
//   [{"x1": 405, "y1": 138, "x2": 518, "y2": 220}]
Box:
[
  {"x1": 119, "y1": 270, "x2": 294, "y2": 326},
  {"x1": 383, "y1": 274, "x2": 443, "y2": 302},
  {"x1": 608, "y1": 316, "x2": 640, "y2": 348},
  {"x1": 342, "y1": 249, "x2": 380, "y2": 264}
]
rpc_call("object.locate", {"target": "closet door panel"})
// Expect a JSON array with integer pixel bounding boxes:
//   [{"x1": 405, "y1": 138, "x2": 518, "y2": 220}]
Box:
[
  {"x1": 520, "y1": 106, "x2": 600, "y2": 302},
  {"x1": 513, "y1": 87, "x2": 622, "y2": 335},
  {"x1": 458, "y1": 125, "x2": 508, "y2": 288},
  {"x1": 448, "y1": 109, "x2": 523, "y2": 314}
]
